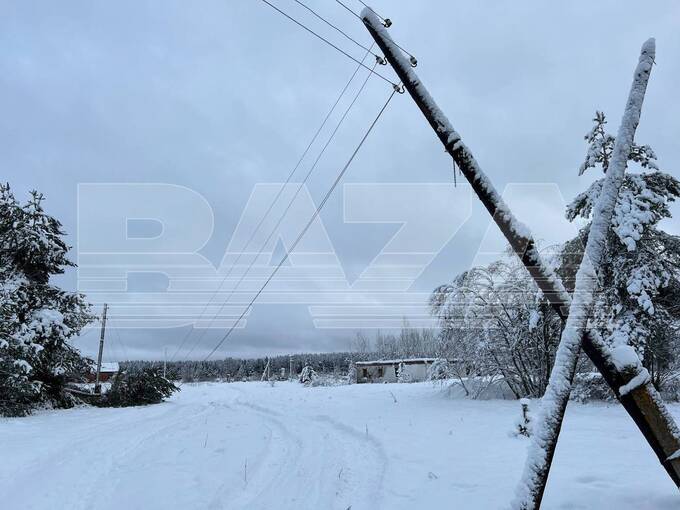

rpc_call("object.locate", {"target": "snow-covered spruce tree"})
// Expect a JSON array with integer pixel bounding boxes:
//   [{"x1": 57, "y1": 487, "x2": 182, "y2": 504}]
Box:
[
  {"x1": 100, "y1": 366, "x2": 178, "y2": 407},
  {"x1": 566, "y1": 111, "x2": 680, "y2": 390},
  {"x1": 0, "y1": 185, "x2": 94, "y2": 416}
]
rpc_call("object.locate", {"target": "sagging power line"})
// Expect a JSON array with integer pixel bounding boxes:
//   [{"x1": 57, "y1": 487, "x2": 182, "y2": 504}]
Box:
[
  {"x1": 181, "y1": 57, "x2": 381, "y2": 361},
  {"x1": 202, "y1": 86, "x2": 397, "y2": 361},
  {"x1": 170, "y1": 46, "x2": 377, "y2": 363},
  {"x1": 258, "y1": 0, "x2": 398, "y2": 86}
]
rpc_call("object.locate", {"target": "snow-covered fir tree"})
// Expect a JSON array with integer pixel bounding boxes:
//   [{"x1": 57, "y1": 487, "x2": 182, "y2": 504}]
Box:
[
  {"x1": 0, "y1": 185, "x2": 94, "y2": 416},
  {"x1": 566, "y1": 112, "x2": 680, "y2": 388}
]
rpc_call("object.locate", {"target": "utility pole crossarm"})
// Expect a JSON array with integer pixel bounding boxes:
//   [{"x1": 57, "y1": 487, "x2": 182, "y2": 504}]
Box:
[{"x1": 361, "y1": 8, "x2": 680, "y2": 491}]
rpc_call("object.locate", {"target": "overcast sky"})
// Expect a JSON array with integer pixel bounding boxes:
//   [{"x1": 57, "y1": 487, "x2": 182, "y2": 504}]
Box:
[{"x1": 2, "y1": 1, "x2": 679, "y2": 361}]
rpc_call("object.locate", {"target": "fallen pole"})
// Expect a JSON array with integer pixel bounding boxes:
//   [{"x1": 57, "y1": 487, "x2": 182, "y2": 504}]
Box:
[{"x1": 361, "y1": 8, "x2": 680, "y2": 493}]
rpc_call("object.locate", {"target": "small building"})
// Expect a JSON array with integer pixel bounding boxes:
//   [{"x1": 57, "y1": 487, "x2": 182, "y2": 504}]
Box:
[
  {"x1": 354, "y1": 358, "x2": 437, "y2": 384},
  {"x1": 85, "y1": 362, "x2": 120, "y2": 383}
]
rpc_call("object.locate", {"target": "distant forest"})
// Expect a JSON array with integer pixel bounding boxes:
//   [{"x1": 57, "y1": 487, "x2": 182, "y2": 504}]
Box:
[
  {"x1": 121, "y1": 326, "x2": 439, "y2": 382},
  {"x1": 122, "y1": 352, "x2": 368, "y2": 382}
]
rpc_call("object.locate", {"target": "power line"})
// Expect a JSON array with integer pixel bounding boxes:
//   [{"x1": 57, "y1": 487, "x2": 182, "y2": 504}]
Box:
[
  {"x1": 171, "y1": 47, "x2": 375, "y2": 363},
  {"x1": 202, "y1": 87, "x2": 397, "y2": 361},
  {"x1": 291, "y1": 0, "x2": 384, "y2": 63},
  {"x1": 181, "y1": 59, "x2": 379, "y2": 361},
  {"x1": 333, "y1": 0, "x2": 362, "y2": 21},
  {"x1": 334, "y1": 0, "x2": 418, "y2": 65},
  {"x1": 107, "y1": 316, "x2": 130, "y2": 361},
  {"x1": 258, "y1": 0, "x2": 397, "y2": 86}
]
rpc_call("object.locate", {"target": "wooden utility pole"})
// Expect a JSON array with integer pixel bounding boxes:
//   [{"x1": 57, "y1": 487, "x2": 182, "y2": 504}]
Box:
[
  {"x1": 361, "y1": 8, "x2": 680, "y2": 492},
  {"x1": 163, "y1": 347, "x2": 168, "y2": 379},
  {"x1": 289, "y1": 355, "x2": 294, "y2": 381},
  {"x1": 515, "y1": 40, "x2": 656, "y2": 509},
  {"x1": 94, "y1": 303, "x2": 108, "y2": 394}
]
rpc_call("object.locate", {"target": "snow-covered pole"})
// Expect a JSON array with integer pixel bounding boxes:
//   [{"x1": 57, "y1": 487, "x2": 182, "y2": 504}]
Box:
[
  {"x1": 513, "y1": 39, "x2": 657, "y2": 510},
  {"x1": 362, "y1": 10, "x2": 570, "y2": 310},
  {"x1": 361, "y1": 9, "x2": 680, "y2": 489},
  {"x1": 95, "y1": 303, "x2": 108, "y2": 394}
]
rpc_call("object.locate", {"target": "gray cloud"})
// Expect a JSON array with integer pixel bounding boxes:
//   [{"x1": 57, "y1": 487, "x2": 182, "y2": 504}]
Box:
[{"x1": 2, "y1": 0, "x2": 679, "y2": 360}]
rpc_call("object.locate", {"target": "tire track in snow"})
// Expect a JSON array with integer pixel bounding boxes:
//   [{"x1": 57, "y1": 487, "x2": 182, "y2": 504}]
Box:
[
  {"x1": 222, "y1": 396, "x2": 386, "y2": 510},
  {"x1": 4, "y1": 403, "x2": 198, "y2": 510},
  {"x1": 312, "y1": 413, "x2": 387, "y2": 508},
  {"x1": 83, "y1": 401, "x2": 218, "y2": 509}
]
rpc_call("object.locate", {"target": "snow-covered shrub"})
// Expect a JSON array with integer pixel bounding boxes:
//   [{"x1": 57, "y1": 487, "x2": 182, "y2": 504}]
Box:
[
  {"x1": 431, "y1": 256, "x2": 562, "y2": 399},
  {"x1": 659, "y1": 373, "x2": 680, "y2": 402},
  {"x1": 396, "y1": 362, "x2": 411, "y2": 383},
  {"x1": 571, "y1": 372, "x2": 615, "y2": 402},
  {"x1": 99, "y1": 368, "x2": 179, "y2": 407},
  {"x1": 511, "y1": 398, "x2": 533, "y2": 438},
  {"x1": 346, "y1": 361, "x2": 357, "y2": 384},
  {"x1": 299, "y1": 364, "x2": 317, "y2": 386},
  {"x1": 0, "y1": 186, "x2": 95, "y2": 416},
  {"x1": 427, "y1": 358, "x2": 451, "y2": 382}
]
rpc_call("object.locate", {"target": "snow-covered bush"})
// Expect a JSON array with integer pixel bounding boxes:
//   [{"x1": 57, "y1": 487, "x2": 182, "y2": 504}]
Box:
[
  {"x1": 511, "y1": 398, "x2": 533, "y2": 438},
  {"x1": 427, "y1": 358, "x2": 451, "y2": 382},
  {"x1": 99, "y1": 368, "x2": 179, "y2": 407},
  {"x1": 571, "y1": 372, "x2": 615, "y2": 402},
  {"x1": 396, "y1": 362, "x2": 411, "y2": 383},
  {"x1": 430, "y1": 256, "x2": 562, "y2": 399},
  {"x1": 346, "y1": 361, "x2": 357, "y2": 384},
  {"x1": 0, "y1": 186, "x2": 95, "y2": 416},
  {"x1": 299, "y1": 364, "x2": 317, "y2": 386}
]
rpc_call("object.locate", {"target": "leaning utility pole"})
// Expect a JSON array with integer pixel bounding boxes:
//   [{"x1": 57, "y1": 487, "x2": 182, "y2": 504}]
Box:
[
  {"x1": 516, "y1": 39, "x2": 656, "y2": 509},
  {"x1": 94, "y1": 303, "x2": 108, "y2": 394},
  {"x1": 361, "y1": 7, "x2": 680, "y2": 495}
]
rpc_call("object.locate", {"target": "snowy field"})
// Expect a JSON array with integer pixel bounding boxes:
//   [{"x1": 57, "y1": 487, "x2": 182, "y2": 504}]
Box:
[{"x1": 1, "y1": 382, "x2": 678, "y2": 510}]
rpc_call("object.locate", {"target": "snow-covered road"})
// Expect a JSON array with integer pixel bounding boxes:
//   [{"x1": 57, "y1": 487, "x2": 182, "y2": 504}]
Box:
[{"x1": 1, "y1": 382, "x2": 678, "y2": 509}]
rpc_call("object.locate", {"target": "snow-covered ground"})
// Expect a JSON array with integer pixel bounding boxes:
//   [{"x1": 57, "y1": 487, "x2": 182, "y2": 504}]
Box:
[{"x1": 1, "y1": 381, "x2": 678, "y2": 510}]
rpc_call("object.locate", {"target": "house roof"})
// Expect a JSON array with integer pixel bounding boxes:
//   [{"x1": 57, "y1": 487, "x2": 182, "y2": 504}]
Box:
[{"x1": 354, "y1": 358, "x2": 437, "y2": 367}]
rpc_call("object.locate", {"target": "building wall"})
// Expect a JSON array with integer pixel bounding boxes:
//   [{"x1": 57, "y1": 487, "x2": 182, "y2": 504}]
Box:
[
  {"x1": 357, "y1": 362, "x2": 430, "y2": 383},
  {"x1": 399, "y1": 363, "x2": 429, "y2": 382}
]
